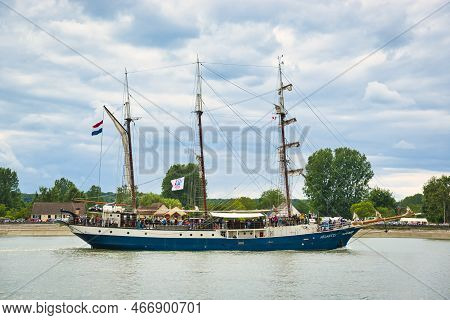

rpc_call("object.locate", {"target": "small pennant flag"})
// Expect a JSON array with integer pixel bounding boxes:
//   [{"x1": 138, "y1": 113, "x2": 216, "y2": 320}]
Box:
[
  {"x1": 171, "y1": 177, "x2": 185, "y2": 191},
  {"x1": 92, "y1": 120, "x2": 103, "y2": 136}
]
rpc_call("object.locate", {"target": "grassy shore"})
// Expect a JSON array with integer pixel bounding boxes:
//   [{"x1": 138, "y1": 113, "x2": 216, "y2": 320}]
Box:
[{"x1": 0, "y1": 224, "x2": 449, "y2": 240}]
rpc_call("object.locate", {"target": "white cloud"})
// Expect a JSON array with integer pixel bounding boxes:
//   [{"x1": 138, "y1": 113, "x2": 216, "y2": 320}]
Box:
[
  {"x1": 393, "y1": 139, "x2": 415, "y2": 150},
  {"x1": 372, "y1": 109, "x2": 450, "y2": 132},
  {"x1": 372, "y1": 168, "x2": 450, "y2": 200},
  {"x1": 0, "y1": 140, "x2": 24, "y2": 171},
  {"x1": 0, "y1": 140, "x2": 37, "y2": 174},
  {"x1": 363, "y1": 81, "x2": 415, "y2": 106}
]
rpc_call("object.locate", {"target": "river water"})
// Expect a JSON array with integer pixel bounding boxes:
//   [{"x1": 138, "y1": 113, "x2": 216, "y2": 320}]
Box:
[{"x1": 0, "y1": 236, "x2": 448, "y2": 300}]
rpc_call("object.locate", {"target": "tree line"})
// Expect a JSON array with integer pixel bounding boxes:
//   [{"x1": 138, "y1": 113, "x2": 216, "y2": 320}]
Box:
[{"x1": 303, "y1": 147, "x2": 448, "y2": 222}]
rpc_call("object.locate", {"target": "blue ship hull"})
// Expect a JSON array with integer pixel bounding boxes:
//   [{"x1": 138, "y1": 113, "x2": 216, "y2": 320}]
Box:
[{"x1": 74, "y1": 227, "x2": 360, "y2": 251}]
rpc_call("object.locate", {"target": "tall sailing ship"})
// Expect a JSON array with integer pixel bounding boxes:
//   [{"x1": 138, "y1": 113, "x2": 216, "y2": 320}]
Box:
[{"x1": 64, "y1": 58, "x2": 411, "y2": 251}]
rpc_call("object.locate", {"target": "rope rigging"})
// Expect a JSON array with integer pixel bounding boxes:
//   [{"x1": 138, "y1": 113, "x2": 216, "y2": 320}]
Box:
[{"x1": 89, "y1": 56, "x2": 384, "y2": 209}]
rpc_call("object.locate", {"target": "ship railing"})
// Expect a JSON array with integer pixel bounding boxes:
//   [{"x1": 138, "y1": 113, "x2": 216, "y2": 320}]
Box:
[
  {"x1": 151, "y1": 225, "x2": 191, "y2": 231},
  {"x1": 220, "y1": 221, "x2": 266, "y2": 230}
]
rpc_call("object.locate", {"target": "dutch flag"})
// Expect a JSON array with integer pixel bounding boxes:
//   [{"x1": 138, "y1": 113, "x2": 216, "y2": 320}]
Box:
[{"x1": 92, "y1": 120, "x2": 103, "y2": 136}]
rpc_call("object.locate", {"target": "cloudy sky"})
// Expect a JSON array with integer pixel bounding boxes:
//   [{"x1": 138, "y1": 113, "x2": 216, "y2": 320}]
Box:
[{"x1": 0, "y1": 0, "x2": 449, "y2": 200}]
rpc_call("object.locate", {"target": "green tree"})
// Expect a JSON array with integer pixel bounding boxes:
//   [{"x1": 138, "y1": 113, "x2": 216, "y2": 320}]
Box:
[
  {"x1": 228, "y1": 199, "x2": 246, "y2": 210},
  {"x1": 161, "y1": 197, "x2": 182, "y2": 208},
  {"x1": 398, "y1": 193, "x2": 423, "y2": 213},
  {"x1": 259, "y1": 189, "x2": 285, "y2": 209},
  {"x1": 207, "y1": 199, "x2": 228, "y2": 210},
  {"x1": 161, "y1": 163, "x2": 203, "y2": 209},
  {"x1": 376, "y1": 206, "x2": 395, "y2": 217},
  {"x1": 5, "y1": 206, "x2": 30, "y2": 220},
  {"x1": 139, "y1": 192, "x2": 162, "y2": 207},
  {"x1": 292, "y1": 199, "x2": 310, "y2": 213},
  {"x1": 304, "y1": 147, "x2": 373, "y2": 218},
  {"x1": 237, "y1": 197, "x2": 257, "y2": 210},
  {"x1": 35, "y1": 178, "x2": 82, "y2": 202},
  {"x1": 350, "y1": 201, "x2": 376, "y2": 219},
  {"x1": 139, "y1": 192, "x2": 182, "y2": 209},
  {"x1": 423, "y1": 175, "x2": 450, "y2": 223},
  {"x1": 36, "y1": 187, "x2": 52, "y2": 202},
  {"x1": 0, "y1": 204, "x2": 7, "y2": 217},
  {"x1": 86, "y1": 185, "x2": 102, "y2": 200},
  {"x1": 116, "y1": 186, "x2": 131, "y2": 205},
  {"x1": 0, "y1": 167, "x2": 22, "y2": 209},
  {"x1": 368, "y1": 187, "x2": 396, "y2": 209},
  {"x1": 21, "y1": 193, "x2": 36, "y2": 203}
]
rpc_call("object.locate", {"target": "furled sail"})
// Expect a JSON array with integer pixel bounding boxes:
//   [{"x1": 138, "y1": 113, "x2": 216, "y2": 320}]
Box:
[{"x1": 104, "y1": 106, "x2": 133, "y2": 190}]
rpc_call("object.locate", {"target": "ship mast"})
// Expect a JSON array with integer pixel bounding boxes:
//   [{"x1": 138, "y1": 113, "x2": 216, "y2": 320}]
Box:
[
  {"x1": 195, "y1": 57, "x2": 208, "y2": 213},
  {"x1": 124, "y1": 69, "x2": 137, "y2": 212},
  {"x1": 275, "y1": 57, "x2": 300, "y2": 217}
]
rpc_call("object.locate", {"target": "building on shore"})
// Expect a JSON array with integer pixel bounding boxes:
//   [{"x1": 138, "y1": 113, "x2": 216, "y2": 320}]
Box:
[
  {"x1": 137, "y1": 203, "x2": 169, "y2": 219},
  {"x1": 165, "y1": 207, "x2": 187, "y2": 220},
  {"x1": 31, "y1": 202, "x2": 86, "y2": 222},
  {"x1": 137, "y1": 203, "x2": 187, "y2": 220}
]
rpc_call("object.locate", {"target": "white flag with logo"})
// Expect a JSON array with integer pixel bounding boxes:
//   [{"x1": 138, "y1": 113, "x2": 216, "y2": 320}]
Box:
[{"x1": 171, "y1": 177, "x2": 185, "y2": 191}]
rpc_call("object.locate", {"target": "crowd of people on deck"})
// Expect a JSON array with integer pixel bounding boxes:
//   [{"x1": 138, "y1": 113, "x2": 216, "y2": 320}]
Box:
[
  {"x1": 268, "y1": 214, "x2": 308, "y2": 227},
  {"x1": 74, "y1": 215, "x2": 205, "y2": 229},
  {"x1": 72, "y1": 211, "x2": 353, "y2": 231},
  {"x1": 319, "y1": 217, "x2": 350, "y2": 231}
]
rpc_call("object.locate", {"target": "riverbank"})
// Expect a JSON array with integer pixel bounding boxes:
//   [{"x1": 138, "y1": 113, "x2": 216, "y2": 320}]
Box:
[
  {"x1": 1, "y1": 223, "x2": 449, "y2": 239},
  {"x1": 356, "y1": 228, "x2": 450, "y2": 240},
  {"x1": 0, "y1": 224, "x2": 72, "y2": 236}
]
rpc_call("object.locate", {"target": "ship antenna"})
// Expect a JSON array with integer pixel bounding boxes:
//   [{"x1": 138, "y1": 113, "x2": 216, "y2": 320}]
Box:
[
  {"x1": 124, "y1": 68, "x2": 137, "y2": 213},
  {"x1": 195, "y1": 56, "x2": 208, "y2": 214},
  {"x1": 275, "y1": 56, "x2": 300, "y2": 217}
]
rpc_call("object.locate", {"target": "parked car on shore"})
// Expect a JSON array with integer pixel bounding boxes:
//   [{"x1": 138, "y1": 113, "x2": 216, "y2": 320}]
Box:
[
  {"x1": 0, "y1": 218, "x2": 11, "y2": 224},
  {"x1": 88, "y1": 204, "x2": 102, "y2": 212}
]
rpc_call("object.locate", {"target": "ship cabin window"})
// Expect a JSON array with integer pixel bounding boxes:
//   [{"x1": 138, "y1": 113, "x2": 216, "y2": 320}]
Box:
[
  {"x1": 98, "y1": 230, "x2": 101, "y2": 233},
  {"x1": 190, "y1": 234, "x2": 193, "y2": 236},
  {"x1": 145, "y1": 233, "x2": 147, "y2": 235},
  {"x1": 212, "y1": 234, "x2": 215, "y2": 237},
  {"x1": 180, "y1": 234, "x2": 182, "y2": 236},
  {"x1": 127, "y1": 232, "x2": 130, "y2": 235},
  {"x1": 110, "y1": 231, "x2": 112, "y2": 234},
  {"x1": 200, "y1": 234, "x2": 203, "y2": 237}
]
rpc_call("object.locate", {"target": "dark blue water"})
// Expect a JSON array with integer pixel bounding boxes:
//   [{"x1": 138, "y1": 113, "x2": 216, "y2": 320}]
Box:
[{"x1": 0, "y1": 236, "x2": 448, "y2": 299}]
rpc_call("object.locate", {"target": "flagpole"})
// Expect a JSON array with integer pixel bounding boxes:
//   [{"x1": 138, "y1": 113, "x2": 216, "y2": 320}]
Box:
[{"x1": 98, "y1": 108, "x2": 105, "y2": 201}]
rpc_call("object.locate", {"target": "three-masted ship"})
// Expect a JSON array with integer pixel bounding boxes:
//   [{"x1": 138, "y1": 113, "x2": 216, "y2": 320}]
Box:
[{"x1": 64, "y1": 59, "x2": 408, "y2": 251}]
